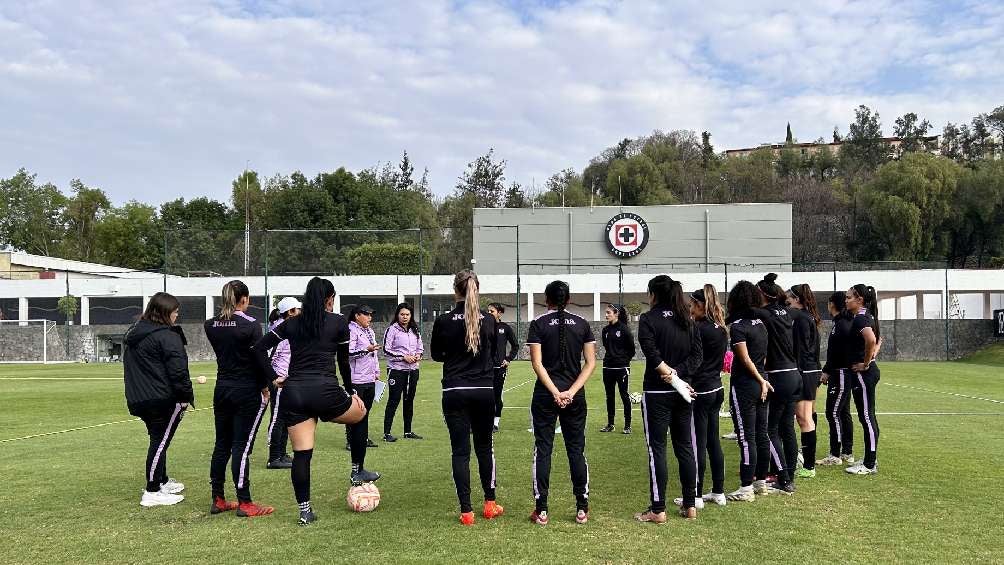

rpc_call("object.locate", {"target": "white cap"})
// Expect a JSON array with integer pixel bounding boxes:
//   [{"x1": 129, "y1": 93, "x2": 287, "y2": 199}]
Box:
[{"x1": 277, "y1": 297, "x2": 302, "y2": 314}]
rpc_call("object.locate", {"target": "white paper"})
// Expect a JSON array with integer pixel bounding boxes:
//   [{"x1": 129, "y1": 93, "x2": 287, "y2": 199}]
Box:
[
  {"x1": 671, "y1": 376, "x2": 693, "y2": 403},
  {"x1": 374, "y1": 380, "x2": 387, "y2": 403}
]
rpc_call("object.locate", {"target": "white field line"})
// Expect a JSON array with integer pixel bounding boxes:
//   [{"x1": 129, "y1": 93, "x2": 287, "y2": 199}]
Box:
[
  {"x1": 884, "y1": 382, "x2": 1003, "y2": 405},
  {"x1": 0, "y1": 406, "x2": 213, "y2": 444},
  {"x1": 502, "y1": 377, "x2": 535, "y2": 394}
]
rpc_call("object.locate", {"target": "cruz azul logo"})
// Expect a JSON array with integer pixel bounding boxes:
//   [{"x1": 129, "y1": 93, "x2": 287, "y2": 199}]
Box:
[{"x1": 605, "y1": 212, "x2": 650, "y2": 258}]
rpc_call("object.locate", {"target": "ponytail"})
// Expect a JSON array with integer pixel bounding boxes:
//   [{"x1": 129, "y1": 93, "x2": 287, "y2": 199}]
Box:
[
  {"x1": 648, "y1": 274, "x2": 689, "y2": 328},
  {"x1": 293, "y1": 277, "x2": 335, "y2": 340},
  {"x1": 454, "y1": 270, "x2": 481, "y2": 354},
  {"x1": 790, "y1": 284, "x2": 821, "y2": 328},
  {"x1": 756, "y1": 273, "x2": 783, "y2": 304},
  {"x1": 608, "y1": 303, "x2": 629, "y2": 325},
  {"x1": 852, "y1": 284, "x2": 881, "y2": 339},
  {"x1": 545, "y1": 280, "x2": 571, "y2": 361},
  {"x1": 268, "y1": 308, "x2": 281, "y2": 325},
  {"x1": 702, "y1": 284, "x2": 728, "y2": 337},
  {"x1": 219, "y1": 280, "x2": 250, "y2": 320}
]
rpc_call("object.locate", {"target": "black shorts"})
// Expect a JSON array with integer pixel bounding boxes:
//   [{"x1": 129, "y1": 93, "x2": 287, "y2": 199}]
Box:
[
  {"x1": 279, "y1": 379, "x2": 352, "y2": 426},
  {"x1": 800, "y1": 371, "x2": 821, "y2": 401}
]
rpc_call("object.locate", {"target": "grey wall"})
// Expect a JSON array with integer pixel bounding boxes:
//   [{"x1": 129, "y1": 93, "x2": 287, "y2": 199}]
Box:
[
  {"x1": 473, "y1": 204, "x2": 793, "y2": 275},
  {"x1": 0, "y1": 319, "x2": 994, "y2": 365}
]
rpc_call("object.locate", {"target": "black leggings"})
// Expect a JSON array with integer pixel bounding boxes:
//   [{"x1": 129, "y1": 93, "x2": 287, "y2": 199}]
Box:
[
  {"x1": 853, "y1": 364, "x2": 881, "y2": 469},
  {"x1": 531, "y1": 390, "x2": 590, "y2": 513},
  {"x1": 641, "y1": 391, "x2": 697, "y2": 512},
  {"x1": 384, "y1": 369, "x2": 419, "y2": 435},
  {"x1": 347, "y1": 383, "x2": 376, "y2": 468},
  {"x1": 825, "y1": 369, "x2": 855, "y2": 457},
  {"x1": 766, "y1": 371, "x2": 800, "y2": 486},
  {"x1": 693, "y1": 389, "x2": 725, "y2": 495},
  {"x1": 443, "y1": 387, "x2": 496, "y2": 513},
  {"x1": 493, "y1": 367, "x2": 507, "y2": 418},
  {"x1": 210, "y1": 386, "x2": 268, "y2": 502},
  {"x1": 267, "y1": 381, "x2": 288, "y2": 461},
  {"x1": 135, "y1": 402, "x2": 185, "y2": 492},
  {"x1": 730, "y1": 381, "x2": 769, "y2": 487},
  {"x1": 602, "y1": 367, "x2": 632, "y2": 427}
]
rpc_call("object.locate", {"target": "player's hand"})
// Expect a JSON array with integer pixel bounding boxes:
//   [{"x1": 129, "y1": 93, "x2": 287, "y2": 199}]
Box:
[
  {"x1": 501, "y1": 360, "x2": 509, "y2": 368},
  {"x1": 261, "y1": 387, "x2": 270, "y2": 401},
  {"x1": 851, "y1": 362, "x2": 866, "y2": 372},
  {"x1": 820, "y1": 372, "x2": 829, "y2": 385},
  {"x1": 273, "y1": 376, "x2": 287, "y2": 388},
  {"x1": 367, "y1": 343, "x2": 380, "y2": 352},
  {"x1": 759, "y1": 379, "x2": 773, "y2": 401},
  {"x1": 660, "y1": 368, "x2": 677, "y2": 384}
]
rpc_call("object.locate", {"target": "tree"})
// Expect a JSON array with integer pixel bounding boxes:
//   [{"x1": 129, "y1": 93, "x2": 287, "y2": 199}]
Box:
[
  {"x1": 0, "y1": 168, "x2": 67, "y2": 256},
  {"x1": 94, "y1": 202, "x2": 162, "y2": 271},
  {"x1": 346, "y1": 243, "x2": 430, "y2": 275},
  {"x1": 504, "y1": 181, "x2": 528, "y2": 208},
  {"x1": 62, "y1": 179, "x2": 111, "y2": 261},
  {"x1": 941, "y1": 122, "x2": 963, "y2": 161},
  {"x1": 892, "y1": 112, "x2": 933, "y2": 154},
  {"x1": 947, "y1": 160, "x2": 1004, "y2": 267},
  {"x1": 785, "y1": 123, "x2": 794, "y2": 145},
  {"x1": 832, "y1": 126, "x2": 842, "y2": 143},
  {"x1": 841, "y1": 105, "x2": 889, "y2": 172},
  {"x1": 230, "y1": 169, "x2": 266, "y2": 228},
  {"x1": 456, "y1": 149, "x2": 507, "y2": 208},
  {"x1": 776, "y1": 148, "x2": 802, "y2": 178},
  {"x1": 700, "y1": 131, "x2": 717, "y2": 169},
  {"x1": 605, "y1": 154, "x2": 673, "y2": 206},
  {"x1": 396, "y1": 151, "x2": 415, "y2": 191}
]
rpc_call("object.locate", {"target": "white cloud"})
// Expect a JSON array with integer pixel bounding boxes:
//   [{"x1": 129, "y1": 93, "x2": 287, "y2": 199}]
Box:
[{"x1": 0, "y1": 0, "x2": 1001, "y2": 204}]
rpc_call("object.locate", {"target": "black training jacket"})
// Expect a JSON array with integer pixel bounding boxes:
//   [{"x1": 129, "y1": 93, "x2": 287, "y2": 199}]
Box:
[
  {"x1": 823, "y1": 311, "x2": 853, "y2": 374},
  {"x1": 602, "y1": 321, "x2": 636, "y2": 368},
  {"x1": 204, "y1": 311, "x2": 269, "y2": 390},
  {"x1": 123, "y1": 320, "x2": 194, "y2": 411},
  {"x1": 790, "y1": 307, "x2": 821, "y2": 372},
  {"x1": 691, "y1": 318, "x2": 728, "y2": 393},
  {"x1": 637, "y1": 305, "x2": 703, "y2": 392},
  {"x1": 430, "y1": 302, "x2": 497, "y2": 389},
  {"x1": 493, "y1": 321, "x2": 519, "y2": 367},
  {"x1": 752, "y1": 303, "x2": 798, "y2": 373}
]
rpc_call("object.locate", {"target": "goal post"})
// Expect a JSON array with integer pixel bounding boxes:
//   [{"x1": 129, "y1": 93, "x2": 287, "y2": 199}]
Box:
[{"x1": 0, "y1": 319, "x2": 59, "y2": 364}]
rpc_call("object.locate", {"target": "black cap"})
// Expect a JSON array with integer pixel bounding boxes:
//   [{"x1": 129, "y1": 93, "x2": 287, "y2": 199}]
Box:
[
  {"x1": 352, "y1": 304, "x2": 374, "y2": 316},
  {"x1": 690, "y1": 289, "x2": 706, "y2": 303}
]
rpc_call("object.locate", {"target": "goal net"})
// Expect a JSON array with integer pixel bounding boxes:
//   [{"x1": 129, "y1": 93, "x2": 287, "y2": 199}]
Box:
[{"x1": 0, "y1": 320, "x2": 59, "y2": 364}]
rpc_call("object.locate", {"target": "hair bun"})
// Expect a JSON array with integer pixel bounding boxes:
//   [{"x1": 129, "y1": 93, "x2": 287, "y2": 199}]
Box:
[{"x1": 765, "y1": 273, "x2": 778, "y2": 284}]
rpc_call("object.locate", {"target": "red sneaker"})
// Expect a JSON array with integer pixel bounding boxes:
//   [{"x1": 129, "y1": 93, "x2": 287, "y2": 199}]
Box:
[
  {"x1": 210, "y1": 496, "x2": 238, "y2": 515},
  {"x1": 529, "y1": 509, "x2": 549, "y2": 526},
  {"x1": 459, "y1": 511, "x2": 475, "y2": 526},
  {"x1": 575, "y1": 509, "x2": 589, "y2": 524},
  {"x1": 482, "y1": 500, "x2": 504, "y2": 520},
  {"x1": 236, "y1": 501, "x2": 274, "y2": 517}
]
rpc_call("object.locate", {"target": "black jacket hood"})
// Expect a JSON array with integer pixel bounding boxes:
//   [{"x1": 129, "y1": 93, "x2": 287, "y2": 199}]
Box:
[{"x1": 125, "y1": 320, "x2": 186, "y2": 347}]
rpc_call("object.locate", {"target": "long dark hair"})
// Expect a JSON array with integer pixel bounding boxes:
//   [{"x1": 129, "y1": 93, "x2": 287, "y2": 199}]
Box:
[
  {"x1": 648, "y1": 275, "x2": 689, "y2": 328},
  {"x1": 394, "y1": 302, "x2": 419, "y2": 335},
  {"x1": 267, "y1": 308, "x2": 281, "y2": 325},
  {"x1": 828, "y1": 291, "x2": 847, "y2": 316},
  {"x1": 851, "y1": 284, "x2": 881, "y2": 339},
  {"x1": 219, "y1": 279, "x2": 250, "y2": 319},
  {"x1": 143, "y1": 292, "x2": 180, "y2": 326},
  {"x1": 756, "y1": 273, "x2": 784, "y2": 305},
  {"x1": 790, "y1": 283, "x2": 822, "y2": 328},
  {"x1": 726, "y1": 280, "x2": 760, "y2": 323},
  {"x1": 292, "y1": 277, "x2": 335, "y2": 340},
  {"x1": 606, "y1": 303, "x2": 628, "y2": 325},
  {"x1": 545, "y1": 280, "x2": 571, "y2": 360}
]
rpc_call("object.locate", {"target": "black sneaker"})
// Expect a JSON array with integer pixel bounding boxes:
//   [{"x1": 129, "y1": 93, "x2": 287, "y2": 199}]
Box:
[
  {"x1": 599, "y1": 424, "x2": 615, "y2": 433},
  {"x1": 350, "y1": 468, "x2": 381, "y2": 485},
  {"x1": 622, "y1": 426, "x2": 632, "y2": 435},
  {"x1": 366, "y1": 438, "x2": 379, "y2": 448},
  {"x1": 266, "y1": 455, "x2": 293, "y2": 469},
  {"x1": 403, "y1": 432, "x2": 423, "y2": 440},
  {"x1": 345, "y1": 442, "x2": 351, "y2": 451},
  {"x1": 298, "y1": 510, "x2": 317, "y2": 526},
  {"x1": 383, "y1": 434, "x2": 398, "y2": 442},
  {"x1": 492, "y1": 425, "x2": 499, "y2": 433}
]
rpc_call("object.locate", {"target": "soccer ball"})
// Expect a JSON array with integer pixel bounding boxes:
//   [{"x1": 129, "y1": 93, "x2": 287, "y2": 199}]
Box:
[
  {"x1": 347, "y1": 483, "x2": 381, "y2": 512},
  {"x1": 629, "y1": 392, "x2": 643, "y2": 404}
]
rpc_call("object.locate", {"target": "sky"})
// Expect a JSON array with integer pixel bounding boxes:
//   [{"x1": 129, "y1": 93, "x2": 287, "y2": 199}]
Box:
[{"x1": 2, "y1": 0, "x2": 1002, "y2": 205}]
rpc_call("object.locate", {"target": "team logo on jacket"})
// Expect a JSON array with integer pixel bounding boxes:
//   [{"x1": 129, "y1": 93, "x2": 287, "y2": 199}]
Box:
[{"x1": 605, "y1": 213, "x2": 649, "y2": 258}]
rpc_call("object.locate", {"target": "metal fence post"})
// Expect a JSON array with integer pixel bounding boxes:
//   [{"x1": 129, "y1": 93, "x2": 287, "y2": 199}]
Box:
[
  {"x1": 944, "y1": 264, "x2": 950, "y2": 361},
  {"x1": 418, "y1": 228, "x2": 425, "y2": 338}
]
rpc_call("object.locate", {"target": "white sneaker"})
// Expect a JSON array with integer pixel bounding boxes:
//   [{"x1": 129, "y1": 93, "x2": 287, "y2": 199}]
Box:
[
  {"x1": 719, "y1": 411, "x2": 731, "y2": 419},
  {"x1": 721, "y1": 432, "x2": 737, "y2": 440},
  {"x1": 702, "y1": 492, "x2": 727, "y2": 506},
  {"x1": 845, "y1": 463, "x2": 877, "y2": 475},
  {"x1": 796, "y1": 451, "x2": 804, "y2": 469},
  {"x1": 140, "y1": 490, "x2": 184, "y2": 507},
  {"x1": 673, "y1": 497, "x2": 705, "y2": 510},
  {"x1": 160, "y1": 478, "x2": 185, "y2": 494},
  {"x1": 816, "y1": 455, "x2": 843, "y2": 466},
  {"x1": 753, "y1": 480, "x2": 770, "y2": 496},
  {"x1": 726, "y1": 486, "x2": 755, "y2": 502},
  {"x1": 555, "y1": 426, "x2": 562, "y2": 434},
  {"x1": 841, "y1": 454, "x2": 856, "y2": 464}
]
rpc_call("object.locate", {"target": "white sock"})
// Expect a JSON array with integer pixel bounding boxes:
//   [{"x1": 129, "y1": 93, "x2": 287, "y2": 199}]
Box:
[{"x1": 493, "y1": 417, "x2": 500, "y2": 426}]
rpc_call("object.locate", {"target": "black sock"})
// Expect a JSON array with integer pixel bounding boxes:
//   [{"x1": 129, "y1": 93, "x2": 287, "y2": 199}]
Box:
[
  {"x1": 801, "y1": 431, "x2": 816, "y2": 470},
  {"x1": 292, "y1": 449, "x2": 313, "y2": 504},
  {"x1": 812, "y1": 412, "x2": 818, "y2": 426}
]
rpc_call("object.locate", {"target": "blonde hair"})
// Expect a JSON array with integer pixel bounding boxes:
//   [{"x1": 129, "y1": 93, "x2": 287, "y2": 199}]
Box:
[
  {"x1": 219, "y1": 280, "x2": 249, "y2": 320},
  {"x1": 703, "y1": 284, "x2": 728, "y2": 336},
  {"x1": 454, "y1": 270, "x2": 481, "y2": 354}
]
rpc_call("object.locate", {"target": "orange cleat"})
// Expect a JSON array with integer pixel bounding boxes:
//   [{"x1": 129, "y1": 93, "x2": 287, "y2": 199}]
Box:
[
  {"x1": 210, "y1": 496, "x2": 238, "y2": 515},
  {"x1": 482, "y1": 500, "x2": 505, "y2": 520},
  {"x1": 460, "y1": 511, "x2": 476, "y2": 526},
  {"x1": 236, "y1": 501, "x2": 274, "y2": 517}
]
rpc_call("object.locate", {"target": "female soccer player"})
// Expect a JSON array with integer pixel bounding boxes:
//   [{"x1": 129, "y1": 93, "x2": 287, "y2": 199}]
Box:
[
  {"x1": 600, "y1": 303, "x2": 636, "y2": 434},
  {"x1": 487, "y1": 302, "x2": 518, "y2": 432},
  {"x1": 124, "y1": 292, "x2": 193, "y2": 507},
  {"x1": 383, "y1": 302, "x2": 424, "y2": 442},
  {"x1": 753, "y1": 273, "x2": 799, "y2": 494},
  {"x1": 845, "y1": 284, "x2": 881, "y2": 475},
  {"x1": 724, "y1": 280, "x2": 772, "y2": 503},
  {"x1": 786, "y1": 284, "x2": 822, "y2": 478},
  {"x1": 817, "y1": 291, "x2": 855, "y2": 466},
  {"x1": 527, "y1": 280, "x2": 596, "y2": 526},
  {"x1": 265, "y1": 297, "x2": 300, "y2": 470},
  {"x1": 430, "y1": 270, "x2": 504, "y2": 526},
  {"x1": 253, "y1": 277, "x2": 367, "y2": 526},
  {"x1": 204, "y1": 280, "x2": 274, "y2": 517},
  {"x1": 346, "y1": 305, "x2": 381, "y2": 462},
  {"x1": 634, "y1": 275, "x2": 702, "y2": 523},
  {"x1": 688, "y1": 285, "x2": 729, "y2": 507}
]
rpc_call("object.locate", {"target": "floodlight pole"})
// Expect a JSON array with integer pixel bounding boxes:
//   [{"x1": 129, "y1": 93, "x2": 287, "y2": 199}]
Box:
[{"x1": 244, "y1": 161, "x2": 250, "y2": 276}]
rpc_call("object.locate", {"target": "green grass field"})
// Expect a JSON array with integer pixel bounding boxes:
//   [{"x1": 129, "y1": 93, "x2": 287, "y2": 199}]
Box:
[{"x1": 2, "y1": 351, "x2": 1003, "y2": 564}]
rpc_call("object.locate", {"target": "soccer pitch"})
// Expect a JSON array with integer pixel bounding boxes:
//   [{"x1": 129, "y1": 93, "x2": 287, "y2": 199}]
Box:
[{"x1": 2, "y1": 353, "x2": 1002, "y2": 564}]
